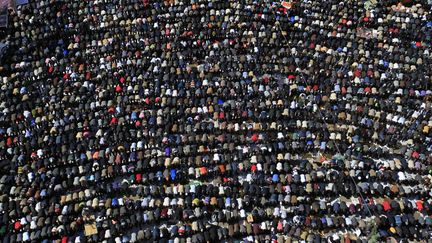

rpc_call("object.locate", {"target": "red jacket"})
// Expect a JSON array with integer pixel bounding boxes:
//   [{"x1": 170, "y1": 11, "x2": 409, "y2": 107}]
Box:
[
  {"x1": 14, "y1": 221, "x2": 21, "y2": 230},
  {"x1": 416, "y1": 200, "x2": 423, "y2": 211},
  {"x1": 251, "y1": 134, "x2": 258, "y2": 142},
  {"x1": 383, "y1": 200, "x2": 391, "y2": 211}
]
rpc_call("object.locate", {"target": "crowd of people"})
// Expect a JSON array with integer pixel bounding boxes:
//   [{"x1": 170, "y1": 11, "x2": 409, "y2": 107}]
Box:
[{"x1": 0, "y1": 0, "x2": 432, "y2": 242}]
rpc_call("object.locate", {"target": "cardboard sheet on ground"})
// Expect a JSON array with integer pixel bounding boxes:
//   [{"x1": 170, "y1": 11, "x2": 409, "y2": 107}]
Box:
[
  {"x1": 84, "y1": 222, "x2": 98, "y2": 236},
  {"x1": 356, "y1": 27, "x2": 372, "y2": 39},
  {"x1": 281, "y1": 1, "x2": 294, "y2": 9}
]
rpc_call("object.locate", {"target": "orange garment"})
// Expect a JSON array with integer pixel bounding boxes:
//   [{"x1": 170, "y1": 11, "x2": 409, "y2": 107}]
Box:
[{"x1": 200, "y1": 167, "x2": 207, "y2": 175}]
